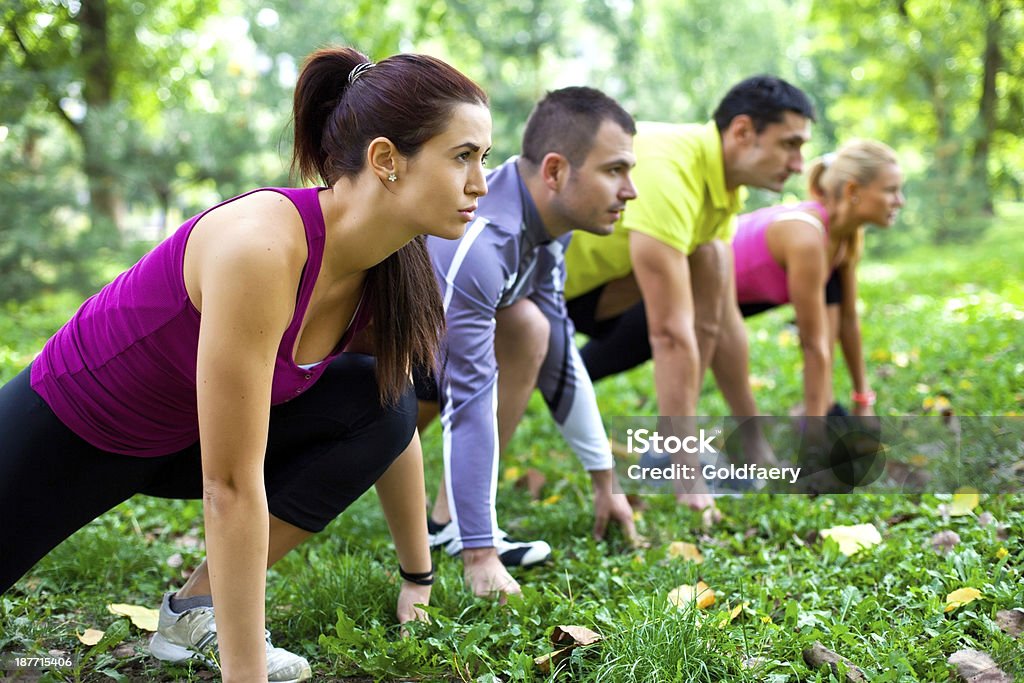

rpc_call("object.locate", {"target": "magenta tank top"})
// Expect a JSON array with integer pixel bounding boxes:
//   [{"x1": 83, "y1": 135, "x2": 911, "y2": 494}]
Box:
[
  {"x1": 30, "y1": 187, "x2": 372, "y2": 457},
  {"x1": 733, "y1": 200, "x2": 829, "y2": 305}
]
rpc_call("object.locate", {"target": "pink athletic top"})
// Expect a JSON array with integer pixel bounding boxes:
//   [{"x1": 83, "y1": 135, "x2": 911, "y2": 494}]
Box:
[
  {"x1": 31, "y1": 187, "x2": 372, "y2": 457},
  {"x1": 733, "y1": 200, "x2": 829, "y2": 305}
]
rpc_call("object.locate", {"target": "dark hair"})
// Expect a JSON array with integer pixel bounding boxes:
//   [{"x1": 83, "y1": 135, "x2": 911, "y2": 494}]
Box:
[
  {"x1": 712, "y1": 75, "x2": 816, "y2": 134},
  {"x1": 520, "y1": 86, "x2": 636, "y2": 168},
  {"x1": 291, "y1": 47, "x2": 488, "y2": 404}
]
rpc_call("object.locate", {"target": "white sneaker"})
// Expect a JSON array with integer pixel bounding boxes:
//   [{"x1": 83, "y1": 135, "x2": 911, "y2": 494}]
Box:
[
  {"x1": 148, "y1": 592, "x2": 312, "y2": 682},
  {"x1": 428, "y1": 519, "x2": 552, "y2": 567}
]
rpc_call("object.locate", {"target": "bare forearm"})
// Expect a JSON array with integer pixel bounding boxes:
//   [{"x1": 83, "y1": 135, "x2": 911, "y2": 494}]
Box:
[
  {"x1": 801, "y1": 343, "x2": 831, "y2": 416},
  {"x1": 203, "y1": 483, "x2": 270, "y2": 682},
  {"x1": 375, "y1": 431, "x2": 431, "y2": 574},
  {"x1": 589, "y1": 468, "x2": 614, "y2": 496},
  {"x1": 839, "y1": 315, "x2": 869, "y2": 393},
  {"x1": 650, "y1": 335, "x2": 701, "y2": 417}
]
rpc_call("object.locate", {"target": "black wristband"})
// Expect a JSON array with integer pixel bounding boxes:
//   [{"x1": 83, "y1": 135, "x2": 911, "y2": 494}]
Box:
[{"x1": 399, "y1": 562, "x2": 435, "y2": 586}]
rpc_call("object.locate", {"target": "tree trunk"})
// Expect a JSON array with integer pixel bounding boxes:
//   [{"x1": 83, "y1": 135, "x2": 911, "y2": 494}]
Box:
[
  {"x1": 972, "y1": 0, "x2": 1003, "y2": 215},
  {"x1": 77, "y1": 0, "x2": 122, "y2": 245}
]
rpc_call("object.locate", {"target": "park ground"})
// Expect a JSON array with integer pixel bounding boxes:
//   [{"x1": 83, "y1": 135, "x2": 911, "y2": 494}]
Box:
[{"x1": 1, "y1": 206, "x2": 1022, "y2": 681}]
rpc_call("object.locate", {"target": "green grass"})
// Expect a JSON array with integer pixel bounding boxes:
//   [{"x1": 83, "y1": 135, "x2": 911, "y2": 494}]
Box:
[{"x1": 1, "y1": 207, "x2": 1022, "y2": 681}]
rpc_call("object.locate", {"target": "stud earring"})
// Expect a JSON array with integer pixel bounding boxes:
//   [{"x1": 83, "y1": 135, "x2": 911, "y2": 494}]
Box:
[{"x1": 387, "y1": 172, "x2": 397, "y2": 182}]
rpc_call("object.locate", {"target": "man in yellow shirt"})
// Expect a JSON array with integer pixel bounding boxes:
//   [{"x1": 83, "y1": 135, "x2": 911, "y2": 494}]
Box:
[{"x1": 564, "y1": 76, "x2": 815, "y2": 511}]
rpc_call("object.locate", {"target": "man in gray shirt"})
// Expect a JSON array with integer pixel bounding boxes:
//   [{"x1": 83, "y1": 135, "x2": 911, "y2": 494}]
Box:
[{"x1": 416, "y1": 87, "x2": 640, "y2": 597}]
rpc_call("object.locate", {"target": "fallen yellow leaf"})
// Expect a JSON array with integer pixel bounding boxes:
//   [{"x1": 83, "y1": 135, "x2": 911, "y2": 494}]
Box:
[
  {"x1": 668, "y1": 581, "x2": 715, "y2": 610},
  {"x1": 542, "y1": 494, "x2": 561, "y2": 506},
  {"x1": 717, "y1": 601, "x2": 749, "y2": 628},
  {"x1": 908, "y1": 454, "x2": 929, "y2": 468},
  {"x1": 503, "y1": 466, "x2": 522, "y2": 482},
  {"x1": 944, "y1": 587, "x2": 983, "y2": 612},
  {"x1": 666, "y1": 541, "x2": 704, "y2": 564},
  {"x1": 107, "y1": 603, "x2": 160, "y2": 631},
  {"x1": 949, "y1": 489, "x2": 980, "y2": 517},
  {"x1": 77, "y1": 628, "x2": 104, "y2": 645},
  {"x1": 819, "y1": 523, "x2": 882, "y2": 556},
  {"x1": 995, "y1": 547, "x2": 1009, "y2": 560}
]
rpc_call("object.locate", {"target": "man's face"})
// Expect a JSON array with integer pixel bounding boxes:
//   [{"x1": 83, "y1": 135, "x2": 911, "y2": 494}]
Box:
[
  {"x1": 553, "y1": 119, "x2": 638, "y2": 236},
  {"x1": 734, "y1": 111, "x2": 812, "y2": 192}
]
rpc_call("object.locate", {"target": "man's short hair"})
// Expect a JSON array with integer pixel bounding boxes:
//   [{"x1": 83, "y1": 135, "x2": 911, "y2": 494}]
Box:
[
  {"x1": 521, "y1": 87, "x2": 636, "y2": 168},
  {"x1": 712, "y1": 75, "x2": 816, "y2": 133}
]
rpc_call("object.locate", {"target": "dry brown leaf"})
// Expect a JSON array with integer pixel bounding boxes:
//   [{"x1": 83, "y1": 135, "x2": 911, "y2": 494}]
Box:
[
  {"x1": 948, "y1": 648, "x2": 1012, "y2": 682},
  {"x1": 112, "y1": 643, "x2": 136, "y2": 659},
  {"x1": 995, "y1": 609, "x2": 1024, "y2": 638},
  {"x1": 534, "y1": 625, "x2": 603, "y2": 673},
  {"x1": 885, "y1": 512, "x2": 918, "y2": 526},
  {"x1": 77, "y1": 628, "x2": 104, "y2": 646},
  {"x1": 666, "y1": 541, "x2": 704, "y2": 564},
  {"x1": 802, "y1": 641, "x2": 868, "y2": 682},
  {"x1": 930, "y1": 530, "x2": 961, "y2": 554},
  {"x1": 551, "y1": 625, "x2": 602, "y2": 647}
]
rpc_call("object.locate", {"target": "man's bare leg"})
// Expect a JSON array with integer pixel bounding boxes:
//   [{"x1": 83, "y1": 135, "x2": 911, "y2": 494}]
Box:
[{"x1": 706, "y1": 246, "x2": 777, "y2": 466}]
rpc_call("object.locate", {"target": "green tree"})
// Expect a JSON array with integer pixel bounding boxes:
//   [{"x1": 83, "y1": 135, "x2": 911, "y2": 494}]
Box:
[
  {"x1": 2, "y1": 0, "x2": 218, "y2": 243},
  {"x1": 808, "y1": 0, "x2": 1023, "y2": 241}
]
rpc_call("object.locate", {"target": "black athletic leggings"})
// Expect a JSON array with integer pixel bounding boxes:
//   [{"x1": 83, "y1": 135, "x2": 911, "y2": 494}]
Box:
[
  {"x1": 566, "y1": 270, "x2": 843, "y2": 381},
  {"x1": 0, "y1": 353, "x2": 416, "y2": 594}
]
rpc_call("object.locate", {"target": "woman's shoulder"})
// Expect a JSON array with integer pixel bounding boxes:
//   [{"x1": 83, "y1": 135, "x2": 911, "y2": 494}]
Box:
[{"x1": 187, "y1": 189, "x2": 310, "y2": 278}]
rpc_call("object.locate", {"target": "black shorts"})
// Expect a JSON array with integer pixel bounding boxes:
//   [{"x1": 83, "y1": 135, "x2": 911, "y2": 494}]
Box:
[
  {"x1": 0, "y1": 354, "x2": 417, "y2": 594},
  {"x1": 740, "y1": 268, "x2": 843, "y2": 318}
]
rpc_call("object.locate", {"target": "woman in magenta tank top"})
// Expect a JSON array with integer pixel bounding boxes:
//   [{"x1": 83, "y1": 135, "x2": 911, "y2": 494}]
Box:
[
  {"x1": 0, "y1": 47, "x2": 491, "y2": 682},
  {"x1": 733, "y1": 139, "x2": 904, "y2": 418}
]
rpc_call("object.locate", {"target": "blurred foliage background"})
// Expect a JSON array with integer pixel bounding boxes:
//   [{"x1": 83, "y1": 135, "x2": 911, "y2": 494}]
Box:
[{"x1": 2, "y1": 0, "x2": 1022, "y2": 301}]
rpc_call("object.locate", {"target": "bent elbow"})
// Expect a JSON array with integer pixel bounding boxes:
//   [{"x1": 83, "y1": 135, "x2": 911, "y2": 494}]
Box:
[{"x1": 648, "y1": 326, "x2": 699, "y2": 365}]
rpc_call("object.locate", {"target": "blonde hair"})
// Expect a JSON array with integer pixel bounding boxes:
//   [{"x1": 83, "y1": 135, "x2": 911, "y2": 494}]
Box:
[
  {"x1": 806, "y1": 139, "x2": 899, "y2": 264},
  {"x1": 806, "y1": 139, "x2": 898, "y2": 203}
]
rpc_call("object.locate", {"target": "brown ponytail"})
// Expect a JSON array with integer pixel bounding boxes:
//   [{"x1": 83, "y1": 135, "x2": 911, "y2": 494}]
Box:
[
  {"x1": 290, "y1": 46, "x2": 487, "y2": 404},
  {"x1": 364, "y1": 237, "x2": 445, "y2": 404}
]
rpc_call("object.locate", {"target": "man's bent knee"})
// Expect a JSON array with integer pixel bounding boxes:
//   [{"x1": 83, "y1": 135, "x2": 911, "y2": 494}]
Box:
[{"x1": 495, "y1": 299, "x2": 550, "y2": 369}]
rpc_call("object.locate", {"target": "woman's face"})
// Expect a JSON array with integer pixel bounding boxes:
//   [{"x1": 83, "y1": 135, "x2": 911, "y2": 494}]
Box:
[
  {"x1": 854, "y1": 162, "x2": 904, "y2": 228},
  {"x1": 399, "y1": 102, "x2": 492, "y2": 241}
]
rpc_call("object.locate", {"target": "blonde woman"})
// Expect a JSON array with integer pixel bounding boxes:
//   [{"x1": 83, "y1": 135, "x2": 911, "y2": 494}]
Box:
[{"x1": 733, "y1": 139, "x2": 904, "y2": 417}]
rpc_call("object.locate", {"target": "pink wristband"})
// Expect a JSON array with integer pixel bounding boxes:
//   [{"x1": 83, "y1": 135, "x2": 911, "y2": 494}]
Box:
[{"x1": 851, "y1": 390, "x2": 876, "y2": 407}]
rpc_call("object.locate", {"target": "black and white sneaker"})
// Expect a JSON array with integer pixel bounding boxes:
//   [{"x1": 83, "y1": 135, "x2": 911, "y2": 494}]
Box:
[{"x1": 427, "y1": 519, "x2": 552, "y2": 568}]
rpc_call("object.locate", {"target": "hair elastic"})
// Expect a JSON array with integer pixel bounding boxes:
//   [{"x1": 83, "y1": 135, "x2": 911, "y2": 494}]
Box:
[
  {"x1": 348, "y1": 61, "x2": 376, "y2": 85},
  {"x1": 399, "y1": 562, "x2": 435, "y2": 586}
]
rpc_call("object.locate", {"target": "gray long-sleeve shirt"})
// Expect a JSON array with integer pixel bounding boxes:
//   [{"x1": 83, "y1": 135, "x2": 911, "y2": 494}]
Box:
[{"x1": 426, "y1": 159, "x2": 613, "y2": 549}]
